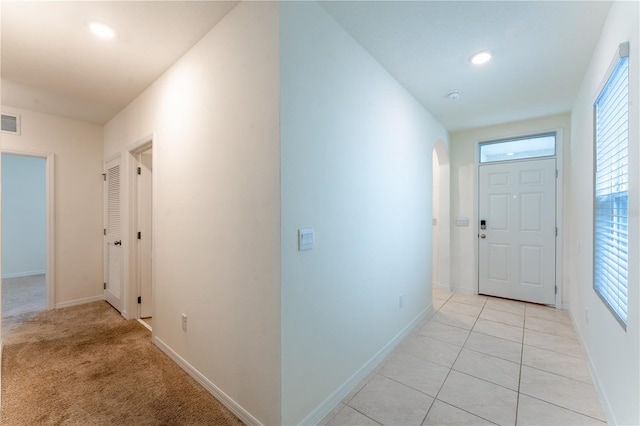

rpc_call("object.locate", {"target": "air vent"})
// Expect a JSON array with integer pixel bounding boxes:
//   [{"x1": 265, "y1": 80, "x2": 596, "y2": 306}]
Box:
[{"x1": 1, "y1": 114, "x2": 21, "y2": 135}]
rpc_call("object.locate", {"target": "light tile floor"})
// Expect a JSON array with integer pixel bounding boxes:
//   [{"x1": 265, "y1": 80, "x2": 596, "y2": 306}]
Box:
[{"x1": 320, "y1": 289, "x2": 607, "y2": 426}]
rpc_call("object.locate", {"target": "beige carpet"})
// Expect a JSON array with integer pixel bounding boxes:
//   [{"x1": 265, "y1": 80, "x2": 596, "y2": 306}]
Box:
[{"x1": 1, "y1": 301, "x2": 243, "y2": 425}]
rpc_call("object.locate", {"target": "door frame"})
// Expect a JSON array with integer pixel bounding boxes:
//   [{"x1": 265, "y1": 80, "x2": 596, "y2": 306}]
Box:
[
  {"x1": 123, "y1": 135, "x2": 155, "y2": 320},
  {"x1": 1, "y1": 149, "x2": 56, "y2": 311},
  {"x1": 475, "y1": 128, "x2": 564, "y2": 308}
]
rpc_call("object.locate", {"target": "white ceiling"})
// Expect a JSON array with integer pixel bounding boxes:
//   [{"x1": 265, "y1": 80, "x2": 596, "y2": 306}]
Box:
[
  {"x1": 2, "y1": 1, "x2": 611, "y2": 131},
  {"x1": 1, "y1": 1, "x2": 238, "y2": 124},
  {"x1": 321, "y1": 1, "x2": 612, "y2": 131}
]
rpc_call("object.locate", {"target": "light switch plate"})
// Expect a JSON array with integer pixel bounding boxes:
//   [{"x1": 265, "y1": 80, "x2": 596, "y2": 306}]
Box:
[
  {"x1": 455, "y1": 217, "x2": 470, "y2": 227},
  {"x1": 298, "y1": 228, "x2": 314, "y2": 251}
]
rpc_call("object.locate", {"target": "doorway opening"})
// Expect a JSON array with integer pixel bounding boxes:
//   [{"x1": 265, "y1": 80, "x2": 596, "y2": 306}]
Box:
[
  {"x1": 1, "y1": 151, "x2": 55, "y2": 323},
  {"x1": 128, "y1": 141, "x2": 153, "y2": 329},
  {"x1": 136, "y1": 146, "x2": 153, "y2": 327}
]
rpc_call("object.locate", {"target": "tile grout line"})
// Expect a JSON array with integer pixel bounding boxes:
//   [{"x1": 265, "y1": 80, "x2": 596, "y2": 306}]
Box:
[
  {"x1": 420, "y1": 293, "x2": 494, "y2": 425},
  {"x1": 325, "y1": 292, "x2": 599, "y2": 426},
  {"x1": 514, "y1": 303, "x2": 529, "y2": 425}
]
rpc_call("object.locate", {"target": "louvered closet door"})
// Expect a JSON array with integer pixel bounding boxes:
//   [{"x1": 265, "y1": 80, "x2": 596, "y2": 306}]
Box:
[{"x1": 104, "y1": 157, "x2": 122, "y2": 312}]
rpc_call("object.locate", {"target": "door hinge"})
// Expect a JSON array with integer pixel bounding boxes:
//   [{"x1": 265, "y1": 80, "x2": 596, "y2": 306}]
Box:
[
  {"x1": 138, "y1": 231, "x2": 141, "y2": 240},
  {"x1": 556, "y1": 227, "x2": 558, "y2": 237},
  {"x1": 104, "y1": 282, "x2": 107, "y2": 290},
  {"x1": 102, "y1": 173, "x2": 106, "y2": 181},
  {"x1": 556, "y1": 169, "x2": 558, "y2": 178},
  {"x1": 104, "y1": 228, "x2": 107, "y2": 236},
  {"x1": 137, "y1": 167, "x2": 141, "y2": 175},
  {"x1": 555, "y1": 285, "x2": 558, "y2": 294},
  {"x1": 137, "y1": 296, "x2": 142, "y2": 304}
]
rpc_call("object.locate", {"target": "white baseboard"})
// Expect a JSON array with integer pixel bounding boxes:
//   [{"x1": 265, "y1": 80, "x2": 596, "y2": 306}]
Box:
[
  {"x1": 450, "y1": 285, "x2": 476, "y2": 295},
  {"x1": 300, "y1": 306, "x2": 432, "y2": 425},
  {"x1": 432, "y1": 283, "x2": 452, "y2": 292},
  {"x1": 154, "y1": 336, "x2": 263, "y2": 426},
  {"x1": 2, "y1": 270, "x2": 46, "y2": 279},
  {"x1": 55, "y1": 295, "x2": 105, "y2": 309},
  {"x1": 137, "y1": 319, "x2": 152, "y2": 331},
  {"x1": 568, "y1": 309, "x2": 614, "y2": 425}
]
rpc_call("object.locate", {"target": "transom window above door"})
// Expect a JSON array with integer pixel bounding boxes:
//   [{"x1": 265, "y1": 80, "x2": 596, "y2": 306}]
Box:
[{"x1": 479, "y1": 133, "x2": 556, "y2": 163}]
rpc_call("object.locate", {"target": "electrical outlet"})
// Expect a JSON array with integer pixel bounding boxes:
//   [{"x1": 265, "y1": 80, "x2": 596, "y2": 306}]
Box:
[
  {"x1": 182, "y1": 314, "x2": 188, "y2": 332},
  {"x1": 585, "y1": 309, "x2": 589, "y2": 324},
  {"x1": 399, "y1": 294, "x2": 404, "y2": 308}
]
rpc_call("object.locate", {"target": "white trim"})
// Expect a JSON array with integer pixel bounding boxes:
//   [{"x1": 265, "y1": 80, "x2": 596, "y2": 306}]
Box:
[
  {"x1": 1, "y1": 270, "x2": 46, "y2": 279},
  {"x1": 55, "y1": 295, "x2": 105, "y2": 309},
  {"x1": 126, "y1": 134, "x2": 154, "y2": 154},
  {"x1": 104, "y1": 151, "x2": 122, "y2": 164},
  {"x1": 555, "y1": 128, "x2": 565, "y2": 309},
  {"x1": 1, "y1": 149, "x2": 56, "y2": 311},
  {"x1": 153, "y1": 336, "x2": 263, "y2": 426},
  {"x1": 432, "y1": 283, "x2": 451, "y2": 292},
  {"x1": 136, "y1": 318, "x2": 152, "y2": 331},
  {"x1": 569, "y1": 309, "x2": 614, "y2": 424},
  {"x1": 450, "y1": 285, "x2": 476, "y2": 295},
  {"x1": 124, "y1": 134, "x2": 155, "y2": 320},
  {"x1": 301, "y1": 306, "x2": 432, "y2": 425}
]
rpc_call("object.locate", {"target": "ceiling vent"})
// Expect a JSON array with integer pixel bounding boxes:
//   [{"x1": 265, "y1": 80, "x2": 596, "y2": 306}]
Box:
[{"x1": 1, "y1": 114, "x2": 21, "y2": 135}]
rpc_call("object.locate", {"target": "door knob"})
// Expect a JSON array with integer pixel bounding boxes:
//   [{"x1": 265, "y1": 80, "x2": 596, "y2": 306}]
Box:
[
  {"x1": 480, "y1": 234, "x2": 486, "y2": 239},
  {"x1": 114, "y1": 240, "x2": 122, "y2": 246}
]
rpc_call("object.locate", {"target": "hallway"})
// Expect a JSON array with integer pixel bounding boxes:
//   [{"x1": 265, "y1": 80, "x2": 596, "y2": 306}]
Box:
[{"x1": 321, "y1": 289, "x2": 606, "y2": 425}]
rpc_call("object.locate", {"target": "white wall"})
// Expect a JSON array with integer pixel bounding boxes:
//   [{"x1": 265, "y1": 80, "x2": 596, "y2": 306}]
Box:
[
  {"x1": 1, "y1": 154, "x2": 46, "y2": 278},
  {"x1": 280, "y1": 2, "x2": 448, "y2": 423},
  {"x1": 568, "y1": 2, "x2": 639, "y2": 424},
  {"x1": 432, "y1": 141, "x2": 451, "y2": 291},
  {"x1": 103, "y1": 3, "x2": 281, "y2": 425},
  {"x1": 0, "y1": 107, "x2": 103, "y2": 306},
  {"x1": 449, "y1": 114, "x2": 571, "y2": 301}
]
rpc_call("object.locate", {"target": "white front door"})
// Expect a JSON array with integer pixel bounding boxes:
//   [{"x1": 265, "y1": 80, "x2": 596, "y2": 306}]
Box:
[
  {"x1": 104, "y1": 157, "x2": 122, "y2": 311},
  {"x1": 478, "y1": 158, "x2": 556, "y2": 305}
]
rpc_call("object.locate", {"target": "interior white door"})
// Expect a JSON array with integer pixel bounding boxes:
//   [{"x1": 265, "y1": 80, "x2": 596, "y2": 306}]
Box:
[
  {"x1": 478, "y1": 158, "x2": 556, "y2": 305},
  {"x1": 104, "y1": 157, "x2": 122, "y2": 311},
  {"x1": 137, "y1": 153, "x2": 153, "y2": 318}
]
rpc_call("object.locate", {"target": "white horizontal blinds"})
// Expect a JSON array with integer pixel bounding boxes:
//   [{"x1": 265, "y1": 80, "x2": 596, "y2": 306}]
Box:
[
  {"x1": 594, "y1": 46, "x2": 629, "y2": 327},
  {"x1": 107, "y1": 164, "x2": 121, "y2": 236}
]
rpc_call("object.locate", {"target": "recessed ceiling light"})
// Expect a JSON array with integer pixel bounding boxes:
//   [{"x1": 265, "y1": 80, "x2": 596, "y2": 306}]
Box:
[
  {"x1": 89, "y1": 21, "x2": 116, "y2": 40},
  {"x1": 446, "y1": 91, "x2": 462, "y2": 100},
  {"x1": 470, "y1": 50, "x2": 493, "y2": 65},
  {"x1": 506, "y1": 152, "x2": 515, "y2": 156}
]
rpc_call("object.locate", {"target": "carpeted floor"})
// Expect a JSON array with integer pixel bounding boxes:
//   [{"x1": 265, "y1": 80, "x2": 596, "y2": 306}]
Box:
[
  {"x1": 1, "y1": 301, "x2": 243, "y2": 425},
  {"x1": 2, "y1": 274, "x2": 46, "y2": 318}
]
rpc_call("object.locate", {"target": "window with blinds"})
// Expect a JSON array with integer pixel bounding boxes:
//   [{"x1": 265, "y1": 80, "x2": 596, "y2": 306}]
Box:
[{"x1": 594, "y1": 42, "x2": 629, "y2": 328}]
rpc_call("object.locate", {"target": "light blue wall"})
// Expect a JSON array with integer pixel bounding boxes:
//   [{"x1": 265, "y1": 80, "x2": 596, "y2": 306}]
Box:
[
  {"x1": 280, "y1": 2, "x2": 448, "y2": 423},
  {"x1": 1, "y1": 154, "x2": 46, "y2": 278}
]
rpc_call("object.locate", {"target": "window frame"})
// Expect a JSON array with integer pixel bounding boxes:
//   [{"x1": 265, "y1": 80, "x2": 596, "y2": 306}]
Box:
[
  {"x1": 592, "y1": 42, "x2": 630, "y2": 329},
  {"x1": 478, "y1": 133, "x2": 556, "y2": 164}
]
